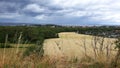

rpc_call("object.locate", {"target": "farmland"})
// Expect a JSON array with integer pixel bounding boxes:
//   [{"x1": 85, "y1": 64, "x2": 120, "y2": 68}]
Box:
[
  {"x1": 44, "y1": 32, "x2": 117, "y2": 62},
  {"x1": 0, "y1": 26, "x2": 120, "y2": 68}
]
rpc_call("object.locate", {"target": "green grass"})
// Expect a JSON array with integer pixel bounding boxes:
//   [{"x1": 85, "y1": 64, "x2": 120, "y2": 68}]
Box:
[{"x1": 10, "y1": 44, "x2": 34, "y2": 48}]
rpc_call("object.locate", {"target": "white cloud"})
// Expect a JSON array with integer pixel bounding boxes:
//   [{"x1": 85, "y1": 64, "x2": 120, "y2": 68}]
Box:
[
  {"x1": 92, "y1": 12, "x2": 120, "y2": 22},
  {"x1": 50, "y1": 0, "x2": 112, "y2": 9},
  {"x1": 65, "y1": 11, "x2": 88, "y2": 17},
  {"x1": 49, "y1": 0, "x2": 120, "y2": 23},
  {"x1": 23, "y1": 4, "x2": 45, "y2": 13},
  {"x1": 34, "y1": 15, "x2": 47, "y2": 20}
]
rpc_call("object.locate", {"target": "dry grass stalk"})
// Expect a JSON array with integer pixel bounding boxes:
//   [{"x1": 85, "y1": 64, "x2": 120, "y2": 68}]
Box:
[
  {"x1": 2, "y1": 34, "x2": 8, "y2": 65},
  {"x1": 91, "y1": 36, "x2": 98, "y2": 60},
  {"x1": 16, "y1": 32, "x2": 22, "y2": 54}
]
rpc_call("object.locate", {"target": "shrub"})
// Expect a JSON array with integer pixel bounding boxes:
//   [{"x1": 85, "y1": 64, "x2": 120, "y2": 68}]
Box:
[{"x1": 23, "y1": 44, "x2": 44, "y2": 57}]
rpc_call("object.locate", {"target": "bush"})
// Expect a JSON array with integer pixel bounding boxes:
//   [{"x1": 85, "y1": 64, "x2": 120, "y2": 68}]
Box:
[
  {"x1": 23, "y1": 44, "x2": 44, "y2": 57},
  {"x1": 23, "y1": 45, "x2": 36, "y2": 56}
]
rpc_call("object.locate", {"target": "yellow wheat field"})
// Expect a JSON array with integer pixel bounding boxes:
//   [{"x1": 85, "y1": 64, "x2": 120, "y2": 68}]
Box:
[{"x1": 43, "y1": 32, "x2": 117, "y2": 62}]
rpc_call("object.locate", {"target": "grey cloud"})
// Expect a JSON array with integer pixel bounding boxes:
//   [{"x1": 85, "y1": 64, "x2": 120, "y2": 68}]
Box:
[
  {"x1": 0, "y1": 0, "x2": 31, "y2": 13},
  {"x1": 0, "y1": 0, "x2": 29, "y2": 5},
  {"x1": 0, "y1": 2, "x2": 20, "y2": 13}
]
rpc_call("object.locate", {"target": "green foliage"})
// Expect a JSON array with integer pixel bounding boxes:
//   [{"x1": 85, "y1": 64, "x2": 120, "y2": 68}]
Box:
[
  {"x1": 23, "y1": 45, "x2": 36, "y2": 56},
  {"x1": 23, "y1": 44, "x2": 44, "y2": 57},
  {"x1": 115, "y1": 38, "x2": 120, "y2": 49},
  {"x1": 0, "y1": 26, "x2": 118, "y2": 43}
]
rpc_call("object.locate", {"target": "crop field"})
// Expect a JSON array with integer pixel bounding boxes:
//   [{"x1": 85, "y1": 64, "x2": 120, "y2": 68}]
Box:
[{"x1": 43, "y1": 32, "x2": 117, "y2": 62}]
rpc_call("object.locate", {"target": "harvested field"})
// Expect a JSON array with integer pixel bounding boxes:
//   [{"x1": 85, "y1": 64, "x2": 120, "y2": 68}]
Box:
[{"x1": 43, "y1": 32, "x2": 117, "y2": 62}]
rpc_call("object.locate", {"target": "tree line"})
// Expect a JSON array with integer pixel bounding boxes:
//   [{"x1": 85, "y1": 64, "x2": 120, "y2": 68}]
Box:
[{"x1": 0, "y1": 25, "x2": 120, "y2": 44}]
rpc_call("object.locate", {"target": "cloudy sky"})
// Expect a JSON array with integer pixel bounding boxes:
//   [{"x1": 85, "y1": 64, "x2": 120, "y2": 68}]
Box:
[{"x1": 0, "y1": 0, "x2": 120, "y2": 25}]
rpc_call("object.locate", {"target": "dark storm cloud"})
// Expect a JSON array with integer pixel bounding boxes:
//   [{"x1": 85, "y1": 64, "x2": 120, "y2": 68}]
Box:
[
  {"x1": 0, "y1": 2, "x2": 18, "y2": 13},
  {"x1": 0, "y1": 0, "x2": 29, "y2": 5},
  {"x1": 0, "y1": 0, "x2": 31, "y2": 13}
]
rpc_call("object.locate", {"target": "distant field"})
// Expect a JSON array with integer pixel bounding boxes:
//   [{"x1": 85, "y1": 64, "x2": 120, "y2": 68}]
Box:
[{"x1": 43, "y1": 32, "x2": 117, "y2": 62}]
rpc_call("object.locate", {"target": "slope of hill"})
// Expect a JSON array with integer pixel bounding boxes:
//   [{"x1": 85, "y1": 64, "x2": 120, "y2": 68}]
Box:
[{"x1": 43, "y1": 32, "x2": 117, "y2": 62}]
